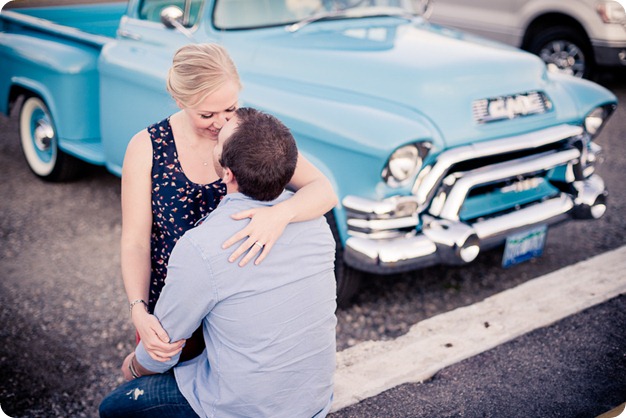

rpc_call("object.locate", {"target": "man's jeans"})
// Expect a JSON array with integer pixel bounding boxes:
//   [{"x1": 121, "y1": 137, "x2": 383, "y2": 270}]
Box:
[{"x1": 99, "y1": 370, "x2": 198, "y2": 417}]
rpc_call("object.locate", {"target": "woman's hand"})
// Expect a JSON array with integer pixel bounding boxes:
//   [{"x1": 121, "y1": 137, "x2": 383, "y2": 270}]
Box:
[
  {"x1": 222, "y1": 153, "x2": 337, "y2": 266},
  {"x1": 133, "y1": 308, "x2": 185, "y2": 362},
  {"x1": 223, "y1": 205, "x2": 291, "y2": 266}
]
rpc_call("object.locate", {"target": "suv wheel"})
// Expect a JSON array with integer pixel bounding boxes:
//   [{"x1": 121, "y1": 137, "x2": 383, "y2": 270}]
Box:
[{"x1": 527, "y1": 26, "x2": 593, "y2": 78}]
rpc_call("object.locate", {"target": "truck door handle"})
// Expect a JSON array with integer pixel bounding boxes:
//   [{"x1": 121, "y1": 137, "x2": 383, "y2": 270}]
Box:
[{"x1": 117, "y1": 30, "x2": 142, "y2": 41}]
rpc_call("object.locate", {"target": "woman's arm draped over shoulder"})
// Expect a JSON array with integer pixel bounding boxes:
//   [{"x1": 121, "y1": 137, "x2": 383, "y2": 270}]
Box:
[
  {"x1": 120, "y1": 130, "x2": 184, "y2": 361},
  {"x1": 223, "y1": 152, "x2": 338, "y2": 266}
]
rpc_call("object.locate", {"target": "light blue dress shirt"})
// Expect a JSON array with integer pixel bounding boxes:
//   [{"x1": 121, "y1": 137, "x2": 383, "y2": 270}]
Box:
[{"x1": 135, "y1": 191, "x2": 337, "y2": 418}]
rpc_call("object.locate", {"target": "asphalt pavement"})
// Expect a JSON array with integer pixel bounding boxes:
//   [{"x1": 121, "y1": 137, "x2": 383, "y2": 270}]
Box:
[
  {"x1": 328, "y1": 247, "x2": 626, "y2": 417},
  {"x1": 331, "y1": 294, "x2": 626, "y2": 418}
]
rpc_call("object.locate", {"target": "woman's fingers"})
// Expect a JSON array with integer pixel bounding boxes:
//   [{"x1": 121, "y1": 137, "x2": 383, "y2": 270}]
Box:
[
  {"x1": 144, "y1": 338, "x2": 185, "y2": 361},
  {"x1": 230, "y1": 208, "x2": 255, "y2": 221},
  {"x1": 229, "y1": 235, "x2": 259, "y2": 264},
  {"x1": 237, "y1": 239, "x2": 266, "y2": 266},
  {"x1": 251, "y1": 241, "x2": 274, "y2": 266},
  {"x1": 140, "y1": 318, "x2": 185, "y2": 361},
  {"x1": 222, "y1": 209, "x2": 257, "y2": 249},
  {"x1": 222, "y1": 228, "x2": 249, "y2": 251}
]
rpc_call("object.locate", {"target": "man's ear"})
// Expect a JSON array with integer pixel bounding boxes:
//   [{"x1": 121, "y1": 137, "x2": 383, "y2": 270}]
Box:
[{"x1": 222, "y1": 167, "x2": 236, "y2": 185}]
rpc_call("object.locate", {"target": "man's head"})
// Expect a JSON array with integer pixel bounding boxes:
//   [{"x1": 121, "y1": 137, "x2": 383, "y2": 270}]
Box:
[{"x1": 213, "y1": 107, "x2": 298, "y2": 201}]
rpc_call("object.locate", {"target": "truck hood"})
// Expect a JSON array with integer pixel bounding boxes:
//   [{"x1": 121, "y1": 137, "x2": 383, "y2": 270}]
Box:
[{"x1": 234, "y1": 19, "x2": 552, "y2": 149}]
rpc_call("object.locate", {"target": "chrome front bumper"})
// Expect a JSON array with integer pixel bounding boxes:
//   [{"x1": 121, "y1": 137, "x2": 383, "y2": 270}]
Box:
[{"x1": 343, "y1": 124, "x2": 608, "y2": 274}]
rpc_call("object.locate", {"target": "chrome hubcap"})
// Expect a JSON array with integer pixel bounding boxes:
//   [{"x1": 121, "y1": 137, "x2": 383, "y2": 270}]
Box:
[
  {"x1": 33, "y1": 120, "x2": 54, "y2": 152},
  {"x1": 540, "y1": 40, "x2": 585, "y2": 77}
]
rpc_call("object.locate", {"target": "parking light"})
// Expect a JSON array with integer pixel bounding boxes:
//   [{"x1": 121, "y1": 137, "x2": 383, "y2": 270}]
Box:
[
  {"x1": 584, "y1": 104, "x2": 616, "y2": 137},
  {"x1": 597, "y1": 1, "x2": 626, "y2": 24}
]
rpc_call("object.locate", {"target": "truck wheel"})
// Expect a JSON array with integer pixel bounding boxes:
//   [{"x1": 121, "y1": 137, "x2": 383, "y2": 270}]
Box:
[
  {"x1": 19, "y1": 96, "x2": 83, "y2": 181},
  {"x1": 527, "y1": 26, "x2": 592, "y2": 78},
  {"x1": 325, "y1": 211, "x2": 361, "y2": 308},
  {"x1": 335, "y1": 254, "x2": 363, "y2": 309}
]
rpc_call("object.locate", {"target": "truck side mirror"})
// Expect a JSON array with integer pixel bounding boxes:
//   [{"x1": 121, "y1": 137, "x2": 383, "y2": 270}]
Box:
[
  {"x1": 160, "y1": 6, "x2": 195, "y2": 39},
  {"x1": 160, "y1": 6, "x2": 184, "y2": 28}
]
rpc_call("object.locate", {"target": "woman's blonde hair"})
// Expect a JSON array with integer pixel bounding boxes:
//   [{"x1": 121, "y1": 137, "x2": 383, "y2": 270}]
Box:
[{"x1": 166, "y1": 43, "x2": 242, "y2": 108}]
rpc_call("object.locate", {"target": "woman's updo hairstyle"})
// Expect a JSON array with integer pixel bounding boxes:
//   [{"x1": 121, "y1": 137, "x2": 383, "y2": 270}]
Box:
[{"x1": 167, "y1": 43, "x2": 242, "y2": 108}]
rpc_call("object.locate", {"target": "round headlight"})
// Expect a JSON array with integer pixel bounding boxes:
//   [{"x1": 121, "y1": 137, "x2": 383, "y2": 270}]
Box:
[
  {"x1": 584, "y1": 104, "x2": 616, "y2": 137},
  {"x1": 383, "y1": 142, "x2": 431, "y2": 186},
  {"x1": 389, "y1": 146, "x2": 420, "y2": 180}
]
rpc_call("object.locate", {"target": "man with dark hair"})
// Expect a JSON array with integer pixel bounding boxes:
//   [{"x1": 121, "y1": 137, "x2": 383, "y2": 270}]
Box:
[
  {"x1": 216, "y1": 107, "x2": 299, "y2": 201},
  {"x1": 100, "y1": 108, "x2": 337, "y2": 418}
]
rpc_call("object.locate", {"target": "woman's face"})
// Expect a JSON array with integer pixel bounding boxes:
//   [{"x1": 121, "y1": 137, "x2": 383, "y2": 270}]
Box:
[
  {"x1": 182, "y1": 80, "x2": 240, "y2": 141},
  {"x1": 212, "y1": 114, "x2": 239, "y2": 180}
]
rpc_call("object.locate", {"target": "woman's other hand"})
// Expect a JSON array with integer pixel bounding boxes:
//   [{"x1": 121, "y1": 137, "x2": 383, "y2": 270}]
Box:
[
  {"x1": 222, "y1": 153, "x2": 337, "y2": 266},
  {"x1": 133, "y1": 308, "x2": 185, "y2": 362},
  {"x1": 222, "y1": 205, "x2": 289, "y2": 266}
]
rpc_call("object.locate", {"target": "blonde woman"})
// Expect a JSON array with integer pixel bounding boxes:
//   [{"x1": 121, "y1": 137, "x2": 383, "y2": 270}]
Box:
[{"x1": 121, "y1": 43, "x2": 337, "y2": 362}]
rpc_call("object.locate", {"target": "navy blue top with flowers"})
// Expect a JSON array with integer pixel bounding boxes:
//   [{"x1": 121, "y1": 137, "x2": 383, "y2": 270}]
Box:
[{"x1": 148, "y1": 117, "x2": 226, "y2": 311}]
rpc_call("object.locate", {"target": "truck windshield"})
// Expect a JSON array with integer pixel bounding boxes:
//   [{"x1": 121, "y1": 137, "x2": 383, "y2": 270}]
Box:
[{"x1": 213, "y1": 0, "x2": 421, "y2": 30}]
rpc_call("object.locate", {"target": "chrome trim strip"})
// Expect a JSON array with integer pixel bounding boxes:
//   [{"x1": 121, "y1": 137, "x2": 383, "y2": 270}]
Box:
[
  {"x1": 472, "y1": 194, "x2": 573, "y2": 244},
  {"x1": 343, "y1": 195, "x2": 419, "y2": 217},
  {"x1": 347, "y1": 230, "x2": 408, "y2": 240},
  {"x1": 345, "y1": 234, "x2": 438, "y2": 266},
  {"x1": 413, "y1": 124, "x2": 584, "y2": 206},
  {"x1": 347, "y1": 215, "x2": 419, "y2": 232},
  {"x1": 437, "y1": 148, "x2": 580, "y2": 221}
]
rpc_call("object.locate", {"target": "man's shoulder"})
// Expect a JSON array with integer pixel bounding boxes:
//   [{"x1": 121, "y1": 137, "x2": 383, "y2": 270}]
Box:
[
  {"x1": 181, "y1": 197, "x2": 251, "y2": 252},
  {"x1": 186, "y1": 207, "x2": 239, "y2": 242},
  {"x1": 281, "y1": 215, "x2": 335, "y2": 250}
]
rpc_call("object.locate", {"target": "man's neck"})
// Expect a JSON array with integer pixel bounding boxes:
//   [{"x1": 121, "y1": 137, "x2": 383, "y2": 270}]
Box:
[{"x1": 226, "y1": 184, "x2": 239, "y2": 195}]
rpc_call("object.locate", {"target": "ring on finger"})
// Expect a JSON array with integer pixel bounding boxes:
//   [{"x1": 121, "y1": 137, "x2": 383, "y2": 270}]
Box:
[{"x1": 254, "y1": 241, "x2": 264, "y2": 248}]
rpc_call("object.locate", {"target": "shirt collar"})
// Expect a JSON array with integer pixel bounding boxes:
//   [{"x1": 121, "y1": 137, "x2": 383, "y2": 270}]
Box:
[{"x1": 195, "y1": 190, "x2": 293, "y2": 227}]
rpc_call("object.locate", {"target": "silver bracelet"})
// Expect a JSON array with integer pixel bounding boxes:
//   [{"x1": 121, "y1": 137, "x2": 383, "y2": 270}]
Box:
[
  {"x1": 128, "y1": 353, "x2": 141, "y2": 379},
  {"x1": 129, "y1": 299, "x2": 148, "y2": 315}
]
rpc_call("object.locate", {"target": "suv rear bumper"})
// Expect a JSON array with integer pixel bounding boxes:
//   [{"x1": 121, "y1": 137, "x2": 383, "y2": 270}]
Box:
[{"x1": 593, "y1": 44, "x2": 626, "y2": 66}]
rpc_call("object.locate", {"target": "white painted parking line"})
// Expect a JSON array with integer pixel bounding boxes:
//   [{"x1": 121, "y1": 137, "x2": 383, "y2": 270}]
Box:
[{"x1": 332, "y1": 245, "x2": 626, "y2": 411}]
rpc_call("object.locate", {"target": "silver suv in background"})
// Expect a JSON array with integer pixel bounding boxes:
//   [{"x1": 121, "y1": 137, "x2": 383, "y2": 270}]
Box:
[{"x1": 428, "y1": 0, "x2": 626, "y2": 78}]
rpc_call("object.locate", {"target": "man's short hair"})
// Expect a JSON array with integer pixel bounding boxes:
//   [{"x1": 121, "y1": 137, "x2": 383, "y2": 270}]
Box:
[{"x1": 220, "y1": 108, "x2": 298, "y2": 201}]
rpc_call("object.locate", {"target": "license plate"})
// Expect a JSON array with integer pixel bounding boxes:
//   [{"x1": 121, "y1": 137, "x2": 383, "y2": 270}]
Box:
[{"x1": 502, "y1": 225, "x2": 547, "y2": 268}]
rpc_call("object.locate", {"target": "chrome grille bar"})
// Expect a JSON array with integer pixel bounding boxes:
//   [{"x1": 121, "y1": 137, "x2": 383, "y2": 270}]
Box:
[{"x1": 413, "y1": 124, "x2": 584, "y2": 207}]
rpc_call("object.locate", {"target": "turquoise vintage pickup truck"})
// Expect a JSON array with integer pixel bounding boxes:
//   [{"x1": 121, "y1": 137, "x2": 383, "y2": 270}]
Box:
[{"x1": 0, "y1": 0, "x2": 617, "y2": 305}]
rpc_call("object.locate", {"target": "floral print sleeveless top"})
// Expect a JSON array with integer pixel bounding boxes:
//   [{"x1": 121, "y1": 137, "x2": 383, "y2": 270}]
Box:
[{"x1": 148, "y1": 117, "x2": 226, "y2": 311}]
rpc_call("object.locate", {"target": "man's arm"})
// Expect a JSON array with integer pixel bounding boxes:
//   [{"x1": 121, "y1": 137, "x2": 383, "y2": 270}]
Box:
[{"x1": 131, "y1": 234, "x2": 217, "y2": 376}]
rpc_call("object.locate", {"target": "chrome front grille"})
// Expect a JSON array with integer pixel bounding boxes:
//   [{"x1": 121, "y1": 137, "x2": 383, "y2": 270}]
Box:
[
  {"x1": 412, "y1": 124, "x2": 583, "y2": 207},
  {"x1": 344, "y1": 124, "x2": 586, "y2": 238},
  {"x1": 428, "y1": 148, "x2": 580, "y2": 221},
  {"x1": 342, "y1": 123, "x2": 607, "y2": 272}
]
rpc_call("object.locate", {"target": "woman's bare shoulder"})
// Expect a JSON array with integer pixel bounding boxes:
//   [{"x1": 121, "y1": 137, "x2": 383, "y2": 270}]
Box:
[{"x1": 123, "y1": 127, "x2": 153, "y2": 173}]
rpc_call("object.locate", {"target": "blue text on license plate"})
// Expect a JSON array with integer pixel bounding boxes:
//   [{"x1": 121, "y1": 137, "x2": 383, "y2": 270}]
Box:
[{"x1": 502, "y1": 225, "x2": 547, "y2": 268}]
